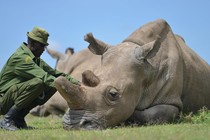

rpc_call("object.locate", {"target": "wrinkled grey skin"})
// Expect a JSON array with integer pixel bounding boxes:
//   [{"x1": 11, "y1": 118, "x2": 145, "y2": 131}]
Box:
[
  {"x1": 55, "y1": 19, "x2": 210, "y2": 130},
  {"x1": 30, "y1": 48, "x2": 74, "y2": 117}
]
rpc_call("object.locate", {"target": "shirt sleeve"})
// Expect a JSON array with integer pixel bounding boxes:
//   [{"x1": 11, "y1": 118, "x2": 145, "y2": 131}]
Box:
[
  {"x1": 39, "y1": 58, "x2": 66, "y2": 77},
  {"x1": 40, "y1": 58, "x2": 81, "y2": 85}
]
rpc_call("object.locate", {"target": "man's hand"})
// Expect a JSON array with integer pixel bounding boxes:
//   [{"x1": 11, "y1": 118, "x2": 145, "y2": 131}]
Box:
[
  {"x1": 65, "y1": 75, "x2": 81, "y2": 86},
  {"x1": 70, "y1": 78, "x2": 81, "y2": 86}
]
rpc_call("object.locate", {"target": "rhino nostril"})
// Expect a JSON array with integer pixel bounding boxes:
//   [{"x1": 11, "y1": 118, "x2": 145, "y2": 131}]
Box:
[
  {"x1": 79, "y1": 119, "x2": 94, "y2": 129},
  {"x1": 80, "y1": 120, "x2": 91, "y2": 126},
  {"x1": 79, "y1": 119, "x2": 101, "y2": 130}
]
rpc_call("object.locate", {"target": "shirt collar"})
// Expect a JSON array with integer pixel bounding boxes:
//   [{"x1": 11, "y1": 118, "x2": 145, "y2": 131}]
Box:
[{"x1": 21, "y1": 42, "x2": 35, "y2": 59}]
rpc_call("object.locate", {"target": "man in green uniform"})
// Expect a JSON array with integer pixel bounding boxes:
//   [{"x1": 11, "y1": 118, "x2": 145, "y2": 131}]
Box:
[{"x1": 0, "y1": 27, "x2": 81, "y2": 131}]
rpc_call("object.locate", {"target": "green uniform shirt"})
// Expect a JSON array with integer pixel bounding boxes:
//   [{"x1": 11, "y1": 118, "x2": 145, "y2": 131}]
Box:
[{"x1": 0, "y1": 43, "x2": 71, "y2": 93}]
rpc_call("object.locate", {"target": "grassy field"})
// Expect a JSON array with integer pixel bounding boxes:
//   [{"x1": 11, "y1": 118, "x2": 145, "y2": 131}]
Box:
[{"x1": 0, "y1": 108, "x2": 210, "y2": 140}]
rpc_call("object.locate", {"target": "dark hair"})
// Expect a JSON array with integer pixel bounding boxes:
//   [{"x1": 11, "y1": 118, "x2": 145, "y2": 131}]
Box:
[{"x1": 65, "y1": 47, "x2": 74, "y2": 54}]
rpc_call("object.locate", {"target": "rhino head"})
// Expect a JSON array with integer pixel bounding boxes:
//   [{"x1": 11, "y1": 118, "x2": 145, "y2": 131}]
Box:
[
  {"x1": 47, "y1": 47, "x2": 74, "y2": 73},
  {"x1": 55, "y1": 19, "x2": 174, "y2": 130}
]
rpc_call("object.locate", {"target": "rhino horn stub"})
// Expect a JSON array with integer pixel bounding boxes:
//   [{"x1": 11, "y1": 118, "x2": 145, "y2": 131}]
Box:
[
  {"x1": 84, "y1": 33, "x2": 110, "y2": 55},
  {"x1": 82, "y1": 70, "x2": 100, "y2": 87},
  {"x1": 55, "y1": 76, "x2": 86, "y2": 109}
]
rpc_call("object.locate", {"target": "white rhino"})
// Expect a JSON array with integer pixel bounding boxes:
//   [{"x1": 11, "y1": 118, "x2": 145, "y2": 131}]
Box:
[{"x1": 54, "y1": 19, "x2": 210, "y2": 130}]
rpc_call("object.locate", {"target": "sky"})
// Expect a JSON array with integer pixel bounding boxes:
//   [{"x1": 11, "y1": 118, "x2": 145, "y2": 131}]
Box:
[{"x1": 0, "y1": 0, "x2": 210, "y2": 70}]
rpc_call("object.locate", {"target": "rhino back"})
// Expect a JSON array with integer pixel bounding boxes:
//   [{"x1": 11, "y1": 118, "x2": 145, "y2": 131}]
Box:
[
  {"x1": 176, "y1": 36, "x2": 210, "y2": 112},
  {"x1": 124, "y1": 19, "x2": 210, "y2": 113}
]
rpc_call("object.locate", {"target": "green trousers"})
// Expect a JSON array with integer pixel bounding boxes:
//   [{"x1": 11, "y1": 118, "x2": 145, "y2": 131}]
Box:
[{"x1": 0, "y1": 78, "x2": 56, "y2": 115}]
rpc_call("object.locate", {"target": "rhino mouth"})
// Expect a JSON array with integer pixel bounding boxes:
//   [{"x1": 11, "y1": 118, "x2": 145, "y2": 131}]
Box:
[
  {"x1": 55, "y1": 76, "x2": 106, "y2": 130},
  {"x1": 63, "y1": 109, "x2": 106, "y2": 130}
]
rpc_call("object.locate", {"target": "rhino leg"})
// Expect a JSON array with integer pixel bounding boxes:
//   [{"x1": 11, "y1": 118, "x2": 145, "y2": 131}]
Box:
[
  {"x1": 127, "y1": 105, "x2": 179, "y2": 125},
  {"x1": 30, "y1": 105, "x2": 50, "y2": 117}
]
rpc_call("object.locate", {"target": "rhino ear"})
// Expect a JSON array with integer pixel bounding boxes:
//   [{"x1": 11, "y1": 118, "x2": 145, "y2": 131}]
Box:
[
  {"x1": 141, "y1": 36, "x2": 161, "y2": 59},
  {"x1": 84, "y1": 33, "x2": 110, "y2": 55},
  {"x1": 46, "y1": 48, "x2": 65, "y2": 60}
]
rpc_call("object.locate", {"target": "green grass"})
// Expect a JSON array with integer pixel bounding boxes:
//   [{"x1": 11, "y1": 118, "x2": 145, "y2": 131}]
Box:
[{"x1": 1, "y1": 108, "x2": 210, "y2": 140}]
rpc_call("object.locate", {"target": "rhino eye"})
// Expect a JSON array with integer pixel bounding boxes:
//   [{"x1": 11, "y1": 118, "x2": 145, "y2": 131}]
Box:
[{"x1": 106, "y1": 88, "x2": 120, "y2": 101}]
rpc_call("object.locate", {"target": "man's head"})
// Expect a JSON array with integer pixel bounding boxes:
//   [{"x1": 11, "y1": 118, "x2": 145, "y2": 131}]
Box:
[{"x1": 27, "y1": 27, "x2": 49, "y2": 58}]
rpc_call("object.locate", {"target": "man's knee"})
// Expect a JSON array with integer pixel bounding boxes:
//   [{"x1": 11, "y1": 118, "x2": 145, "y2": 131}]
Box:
[{"x1": 16, "y1": 78, "x2": 45, "y2": 101}]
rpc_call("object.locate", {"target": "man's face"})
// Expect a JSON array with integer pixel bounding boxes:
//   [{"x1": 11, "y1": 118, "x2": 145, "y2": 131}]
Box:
[{"x1": 30, "y1": 41, "x2": 46, "y2": 58}]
